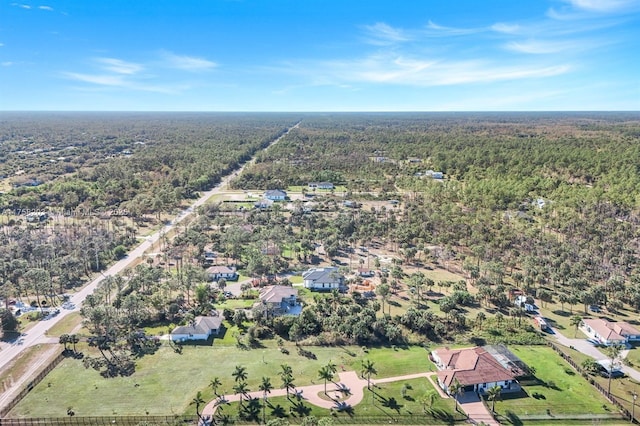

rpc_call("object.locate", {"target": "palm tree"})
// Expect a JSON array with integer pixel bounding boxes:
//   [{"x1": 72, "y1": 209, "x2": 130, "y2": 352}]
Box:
[
  {"x1": 281, "y1": 372, "x2": 295, "y2": 399},
  {"x1": 318, "y1": 365, "x2": 334, "y2": 395},
  {"x1": 449, "y1": 379, "x2": 464, "y2": 413},
  {"x1": 210, "y1": 377, "x2": 222, "y2": 396},
  {"x1": 361, "y1": 359, "x2": 377, "y2": 390},
  {"x1": 419, "y1": 390, "x2": 437, "y2": 414},
  {"x1": 570, "y1": 315, "x2": 582, "y2": 337},
  {"x1": 232, "y1": 365, "x2": 248, "y2": 382},
  {"x1": 233, "y1": 381, "x2": 249, "y2": 410},
  {"x1": 475, "y1": 312, "x2": 486, "y2": 330},
  {"x1": 70, "y1": 334, "x2": 79, "y2": 353},
  {"x1": 605, "y1": 344, "x2": 623, "y2": 396},
  {"x1": 486, "y1": 385, "x2": 502, "y2": 413},
  {"x1": 190, "y1": 391, "x2": 205, "y2": 420},
  {"x1": 59, "y1": 334, "x2": 70, "y2": 351},
  {"x1": 258, "y1": 376, "x2": 273, "y2": 424}
]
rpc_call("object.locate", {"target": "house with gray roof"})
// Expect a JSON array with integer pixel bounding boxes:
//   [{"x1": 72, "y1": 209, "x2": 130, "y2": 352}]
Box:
[
  {"x1": 170, "y1": 315, "x2": 223, "y2": 342},
  {"x1": 265, "y1": 189, "x2": 287, "y2": 201},
  {"x1": 257, "y1": 285, "x2": 302, "y2": 316},
  {"x1": 302, "y1": 267, "x2": 345, "y2": 291}
]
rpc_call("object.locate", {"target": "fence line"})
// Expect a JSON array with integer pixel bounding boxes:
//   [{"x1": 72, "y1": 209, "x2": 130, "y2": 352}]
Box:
[
  {"x1": 0, "y1": 351, "x2": 66, "y2": 418},
  {"x1": 0, "y1": 415, "x2": 197, "y2": 425},
  {"x1": 547, "y1": 341, "x2": 635, "y2": 423}
]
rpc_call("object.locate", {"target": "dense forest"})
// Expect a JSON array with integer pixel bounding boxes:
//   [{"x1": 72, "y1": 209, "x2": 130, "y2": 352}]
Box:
[
  {"x1": 2, "y1": 112, "x2": 640, "y2": 364},
  {"x1": 0, "y1": 112, "x2": 298, "y2": 215}
]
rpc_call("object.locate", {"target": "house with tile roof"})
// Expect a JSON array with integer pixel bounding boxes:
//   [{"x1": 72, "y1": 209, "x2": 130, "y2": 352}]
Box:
[
  {"x1": 580, "y1": 318, "x2": 640, "y2": 346},
  {"x1": 431, "y1": 346, "x2": 525, "y2": 395},
  {"x1": 170, "y1": 315, "x2": 223, "y2": 342}
]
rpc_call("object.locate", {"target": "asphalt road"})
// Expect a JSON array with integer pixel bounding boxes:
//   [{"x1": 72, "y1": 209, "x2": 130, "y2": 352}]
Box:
[{"x1": 0, "y1": 121, "x2": 300, "y2": 372}]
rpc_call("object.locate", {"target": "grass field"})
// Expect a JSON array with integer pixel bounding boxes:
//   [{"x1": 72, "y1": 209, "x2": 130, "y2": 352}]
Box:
[
  {"x1": 10, "y1": 342, "x2": 433, "y2": 418},
  {"x1": 493, "y1": 346, "x2": 617, "y2": 419},
  {"x1": 217, "y1": 377, "x2": 461, "y2": 424},
  {"x1": 44, "y1": 312, "x2": 84, "y2": 337}
]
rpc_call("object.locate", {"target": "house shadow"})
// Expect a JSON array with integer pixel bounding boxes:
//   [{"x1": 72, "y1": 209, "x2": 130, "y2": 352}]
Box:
[{"x1": 552, "y1": 310, "x2": 571, "y2": 317}]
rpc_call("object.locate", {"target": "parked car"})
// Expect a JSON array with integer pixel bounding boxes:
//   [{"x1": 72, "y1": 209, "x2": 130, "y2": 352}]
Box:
[{"x1": 589, "y1": 305, "x2": 601, "y2": 313}]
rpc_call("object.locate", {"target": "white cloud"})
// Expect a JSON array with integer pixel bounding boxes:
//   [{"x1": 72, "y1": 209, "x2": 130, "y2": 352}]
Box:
[
  {"x1": 504, "y1": 39, "x2": 587, "y2": 54},
  {"x1": 491, "y1": 23, "x2": 521, "y2": 34},
  {"x1": 0, "y1": 43, "x2": 4, "y2": 47},
  {"x1": 160, "y1": 51, "x2": 217, "y2": 71},
  {"x1": 2, "y1": 61, "x2": 14, "y2": 67},
  {"x1": 17, "y1": 4, "x2": 31, "y2": 9},
  {"x1": 62, "y1": 71, "x2": 185, "y2": 94},
  {"x1": 362, "y1": 22, "x2": 410, "y2": 45},
  {"x1": 62, "y1": 72, "x2": 127, "y2": 87},
  {"x1": 277, "y1": 54, "x2": 571, "y2": 87},
  {"x1": 38, "y1": 5, "x2": 53, "y2": 11},
  {"x1": 425, "y1": 20, "x2": 482, "y2": 36},
  {"x1": 95, "y1": 57, "x2": 143, "y2": 75},
  {"x1": 562, "y1": 0, "x2": 640, "y2": 12}
]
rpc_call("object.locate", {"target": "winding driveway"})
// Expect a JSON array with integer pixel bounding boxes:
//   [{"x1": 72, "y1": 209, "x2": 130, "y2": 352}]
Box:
[{"x1": 201, "y1": 370, "x2": 496, "y2": 425}]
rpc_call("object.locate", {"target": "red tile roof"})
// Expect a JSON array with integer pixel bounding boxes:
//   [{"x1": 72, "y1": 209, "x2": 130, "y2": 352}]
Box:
[{"x1": 434, "y1": 347, "x2": 516, "y2": 388}]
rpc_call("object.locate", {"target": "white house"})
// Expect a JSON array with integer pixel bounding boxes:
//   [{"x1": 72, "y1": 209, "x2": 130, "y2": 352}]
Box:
[
  {"x1": 302, "y1": 267, "x2": 345, "y2": 291},
  {"x1": 308, "y1": 182, "x2": 334, "y2": 190},
  {"x1": 206, "y1": 266, "x2": 238, "y2": 281},
  {"x1": 431, "y1": 346, "x2": 525, "y2": 395},
  {"x1": 580, "y1": 318, "x2": 640, "y2": 346},
  {"x1": 514, "y1": 295, "x2": 536, "y2": 312},
  {"x1": 425, "y1": 170, "x2": 444, "y2": 179},
  {"x1": 264, "y1": 189, "x2": 287, "y2": 201},
  {"x1": 170, "y1": 315, "x2": 223, "y2": 342}
]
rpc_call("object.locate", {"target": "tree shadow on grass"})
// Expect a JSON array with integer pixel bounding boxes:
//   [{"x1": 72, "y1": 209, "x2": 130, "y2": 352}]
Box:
[
  {"x1": 428, "y1": 408, "x2": 455, "y2": 425},
  {"x1": 381, "y1": 396, "x2": 403, "y2": 412},
  {"x1": 289, "y1": 400, "x2": 312, "y2": 417},
  {"x1": 270, "y1": 404, "x2": 288, "y2": 418},
  {"x1": 503, "y1": 410, "x2": 524, "y2": 426}
]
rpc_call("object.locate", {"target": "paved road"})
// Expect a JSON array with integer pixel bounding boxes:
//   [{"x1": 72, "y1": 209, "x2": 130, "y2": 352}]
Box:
[{"x1": 0, "y1": 121, "x2": 300, "y2": 375}]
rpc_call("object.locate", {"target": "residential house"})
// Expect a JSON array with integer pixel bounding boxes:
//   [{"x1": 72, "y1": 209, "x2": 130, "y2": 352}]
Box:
[
  {"x1": 25, "y1": 212, "x2": 48, "y2": 223},
  {"x1": 264, "y1": 189, "x2": 287, "y2": 201},
  {"x1": 580, "y1": 318, "x2": 640, "y2": 346},
  {"x1": 203, "y1": 245, "x2": 216, "y2": 264},
  {"x1": 514, "y1": 295, "x2": 536, "y2": 313},
  {"x1": 254, "y1": 198, "x2": 274, "y2": 209},
  {"x1": 357, "y1": 268, "x2": 374, "y2": 278},
  {"x1": 170, "y1": 315, "x2": 223, "y2": 342},
  {"x1": 302, "y1": 267, "x2": 345, "y2": 291},
  {"x1": 308, "y1": 182, "x2": 334, "y2": 190},
  {"x1": 206, "y1": 266, "x2": 238, "y2": 281},
  {"x1": 258, "y1": 285, "x2": 302, "y2": 316},
  {"x1": 431, "y1": 345, "x2": 526, "y2": 395},
  {"x1": 425, "y1": 170, "x2": 444, "y2": 179}
]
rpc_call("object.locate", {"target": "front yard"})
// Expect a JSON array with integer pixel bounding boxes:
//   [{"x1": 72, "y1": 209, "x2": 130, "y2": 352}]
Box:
[{"x1": 493, "y1": 346, "x2": 620, "y2": 422}]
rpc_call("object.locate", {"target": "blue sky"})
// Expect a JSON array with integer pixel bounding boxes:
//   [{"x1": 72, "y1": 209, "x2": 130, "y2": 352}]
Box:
[{"x1": 0, "y1": 0, "x2": 638, "y2": 111}]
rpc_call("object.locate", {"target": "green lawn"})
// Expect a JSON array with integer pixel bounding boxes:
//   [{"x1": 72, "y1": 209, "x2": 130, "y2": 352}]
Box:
[
  {"x1": 218, "y1": 377, "x2": 461, "y2": 424},
  {"x1": 45, "y1": 312, "x2": 85, "y2": 337},
  {"x1": 10, "y1": 342, "x2": 434, "y2": 418},
  {"x1": 493, "y1": 346, "x2": 617, "y2": 419}
]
